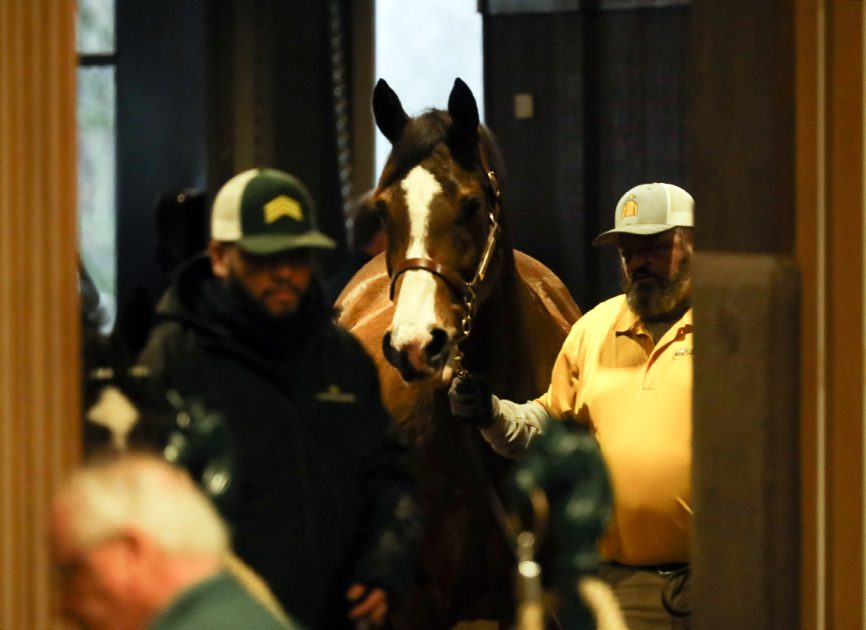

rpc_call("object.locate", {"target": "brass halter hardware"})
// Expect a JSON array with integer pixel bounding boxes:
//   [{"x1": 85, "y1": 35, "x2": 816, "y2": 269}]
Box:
[{"x1": 387, "y1": 166, "x2": 502, "y2": 377}]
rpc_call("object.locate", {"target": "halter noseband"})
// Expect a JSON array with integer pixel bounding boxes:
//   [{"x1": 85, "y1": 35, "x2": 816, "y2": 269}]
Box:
[{"x1": 387, "y1": 161, "x2": 502, "y2": 375}]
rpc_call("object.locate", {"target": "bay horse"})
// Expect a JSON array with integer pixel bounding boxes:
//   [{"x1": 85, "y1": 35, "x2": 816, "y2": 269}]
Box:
[{"x1": 336, "y1": 78, "x2": 581, "y2": 628}]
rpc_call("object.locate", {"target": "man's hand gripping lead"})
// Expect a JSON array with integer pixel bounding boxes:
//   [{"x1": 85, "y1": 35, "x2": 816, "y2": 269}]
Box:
[{"x1": 448, "y1": 374, "x2": 498, "y2": 428}]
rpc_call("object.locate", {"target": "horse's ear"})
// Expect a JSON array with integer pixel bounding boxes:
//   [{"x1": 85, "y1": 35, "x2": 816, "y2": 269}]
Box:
[
  {"x1": 373, "y1": 79, "x2": 409, "y2": 145},
  {"x1": 448, "y1": 78, "x2": 480, "y2": 143}
]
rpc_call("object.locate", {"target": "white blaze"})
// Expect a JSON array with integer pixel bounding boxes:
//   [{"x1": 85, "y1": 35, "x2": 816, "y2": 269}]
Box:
[{"x1": 390, "y1": 166, "x2": 441, "y2": 349}]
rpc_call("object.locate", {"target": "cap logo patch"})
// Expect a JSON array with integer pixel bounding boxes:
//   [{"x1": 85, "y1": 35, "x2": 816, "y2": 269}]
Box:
[
  {"x1": 264, "y1": 195, "x2": 303, "y2": 224},
  {"x1": 623, "y1": 194, "x2": 638, "y2": 218}
]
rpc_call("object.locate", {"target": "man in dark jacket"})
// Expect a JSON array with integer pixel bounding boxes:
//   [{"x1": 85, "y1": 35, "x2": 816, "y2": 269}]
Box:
[{"x1": 136, "y1": 168, "x2": 419, "y2": 630}]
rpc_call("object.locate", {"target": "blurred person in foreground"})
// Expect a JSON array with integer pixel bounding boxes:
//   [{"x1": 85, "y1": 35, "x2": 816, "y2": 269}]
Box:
[{"x1": 49, "y1": 453, "x2": 297, "y2": 630}]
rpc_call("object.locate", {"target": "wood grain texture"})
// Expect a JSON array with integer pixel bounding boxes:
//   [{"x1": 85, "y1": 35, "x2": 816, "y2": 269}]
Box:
[{"x1": 0, "y1": 1, "x2": 81, "y2": 628}]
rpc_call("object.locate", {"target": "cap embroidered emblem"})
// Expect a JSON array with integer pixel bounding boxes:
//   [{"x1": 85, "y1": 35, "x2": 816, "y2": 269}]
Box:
[
  {"x1": 264, "y1": 195, "x2": 303, "y2": 224},
  {"x1": 622, "y1": 194, "x2": 638, "y2": 218}
]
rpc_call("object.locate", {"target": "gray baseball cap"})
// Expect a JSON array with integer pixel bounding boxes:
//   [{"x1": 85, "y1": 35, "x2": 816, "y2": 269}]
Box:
[
  {"x1": 210, "y1": 168, "x2": 336, "y2": 255},
  {"x1": 593, "y1": 182, "x2": 694, "y2": 247}
]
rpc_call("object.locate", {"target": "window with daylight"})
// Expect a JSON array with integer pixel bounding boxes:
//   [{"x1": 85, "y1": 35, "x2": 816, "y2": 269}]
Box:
[
  {"x1": 374, "y1": 0, "x2": 484, "y2": 177},
  {"x1": 77, "y1": 0, "x2": 117, "y2": 331}
]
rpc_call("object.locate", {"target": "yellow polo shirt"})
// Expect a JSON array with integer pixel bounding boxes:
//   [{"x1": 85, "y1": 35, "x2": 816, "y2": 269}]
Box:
[{"x1": 538, "y1": 294, "x2": 692, "y2": 565}]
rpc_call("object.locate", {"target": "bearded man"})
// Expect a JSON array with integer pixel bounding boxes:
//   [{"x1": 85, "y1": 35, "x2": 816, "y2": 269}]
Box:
[
  {"x1": 450, "y1": 182, "x2": 695, "y2": 629},
  {"x1": 136, "y1": 168, "x2": 418, "y2": 630}
]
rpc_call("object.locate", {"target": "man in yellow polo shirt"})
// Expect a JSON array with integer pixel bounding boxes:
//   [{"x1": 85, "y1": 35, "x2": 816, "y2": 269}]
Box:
[{"x1": 450, "y1": 182, "x2": 694, "y2": 629}]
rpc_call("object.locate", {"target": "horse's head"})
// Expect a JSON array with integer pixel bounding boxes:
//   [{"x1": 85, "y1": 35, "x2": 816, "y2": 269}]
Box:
[{"x1": 373, "y1": 78, "x2": 505, "y2": 387}]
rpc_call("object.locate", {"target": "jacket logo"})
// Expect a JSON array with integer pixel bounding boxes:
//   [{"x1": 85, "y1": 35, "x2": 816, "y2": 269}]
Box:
[
  {"x1": 264, "y1": 195, "x2": 303, "y2": 224},
  {"x1": 623, "y1": 194, "x2": 638, "y2": 218},
  {"x1": 315, "y1": 384, "x2": 356, "y2": 403}
]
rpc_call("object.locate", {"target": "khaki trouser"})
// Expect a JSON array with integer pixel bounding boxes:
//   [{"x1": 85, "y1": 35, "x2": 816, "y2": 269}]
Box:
[{"x1": 598, "y1": 562, "x2": 690, "y2": 630}]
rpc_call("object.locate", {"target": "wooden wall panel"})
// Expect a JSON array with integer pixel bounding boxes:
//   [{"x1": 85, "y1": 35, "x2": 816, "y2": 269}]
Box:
[
  {"x1": 795, "y1": 3, "x2": 825, "y2": 627},
  {"x1": 0, "y1": 0, "x2": 81, "y2": 628},
  {"x1": 797, "y1": 2, "x2": 866, "y2": 628},
  {"x1": 692, "y1": 253, "x2": 800, "y2": 630},
  {"x1": 482, "y1": 6, "x2": 689, "y2": 311},
  {"x1": 825, "y1": 4, "x2": 865, "y2": 625},
  {"x1": 690, "y1": 1, "x2": 801, "y2": 627},
  {"x1": 691, "y1": 0, "x2": 796, "y2": 255}
]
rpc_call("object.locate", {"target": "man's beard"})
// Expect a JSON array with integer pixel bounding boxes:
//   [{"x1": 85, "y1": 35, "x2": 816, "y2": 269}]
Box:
[
  {"x1": 225, "y1": 271, "x2": 303, "y2": 326},
  {"x1": 623, "y1": 255, "x2": 692, "y2": 321}
]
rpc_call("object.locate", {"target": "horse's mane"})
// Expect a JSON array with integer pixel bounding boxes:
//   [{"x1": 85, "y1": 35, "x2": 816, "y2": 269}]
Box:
[{"x1": 378, "y1": 109, "x2": 505, "y2": 191}]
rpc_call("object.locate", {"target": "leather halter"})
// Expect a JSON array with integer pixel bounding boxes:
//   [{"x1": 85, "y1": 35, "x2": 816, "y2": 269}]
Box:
[
  {"x1": 388, "y1": 166, "x2": 501, "y2": 303},
  {"x1": 387, "y1": 157, "x2": 502, "y2": 373},
  {"x1": 389, "y1": 257, "x2": 474, "y2": 303}
]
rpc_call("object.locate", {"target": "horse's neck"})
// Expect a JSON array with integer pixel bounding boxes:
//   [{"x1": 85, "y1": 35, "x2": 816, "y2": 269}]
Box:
[{"x1": 461, "y1": 258, "x2": 543, "y2": 400}]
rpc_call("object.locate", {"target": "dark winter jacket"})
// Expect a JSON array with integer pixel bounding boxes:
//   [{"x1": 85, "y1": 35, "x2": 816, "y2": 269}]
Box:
[{"x1": 136, "y1": 255, "x2": 419, "y2": 630}]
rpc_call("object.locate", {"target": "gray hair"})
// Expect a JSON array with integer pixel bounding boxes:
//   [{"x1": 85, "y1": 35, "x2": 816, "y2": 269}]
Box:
[{"x1": 58, "y1": 453, "x2": 229, "y2": 556}]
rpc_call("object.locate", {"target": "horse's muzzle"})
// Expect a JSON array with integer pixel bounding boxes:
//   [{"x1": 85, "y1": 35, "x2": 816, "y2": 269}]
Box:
[{"x1": 382, "y1": 329, "x2": 451, "y2": 383}]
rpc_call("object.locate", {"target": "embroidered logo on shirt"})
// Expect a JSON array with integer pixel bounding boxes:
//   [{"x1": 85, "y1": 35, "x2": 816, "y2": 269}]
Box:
[
  {"x1": 315, "y1": 384, "x2": 356, "y2": 403},
  {"x1": 672, "y1": 347, "x2": 693, "y2": 360}
]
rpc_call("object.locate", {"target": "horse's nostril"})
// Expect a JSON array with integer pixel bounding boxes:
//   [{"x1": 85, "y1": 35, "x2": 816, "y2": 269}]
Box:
[
  {"x1": 382, "y1": 331, "x2": 396, "y2": 362},
  {"x1": 425, "y1": 328, "x2": 450, "y2": 361}
]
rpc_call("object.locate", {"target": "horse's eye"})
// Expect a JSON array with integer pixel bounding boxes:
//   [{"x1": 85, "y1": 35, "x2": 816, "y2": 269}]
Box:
[{"x1": 460, "y1": 196, "x2": 482, "y2": 217}]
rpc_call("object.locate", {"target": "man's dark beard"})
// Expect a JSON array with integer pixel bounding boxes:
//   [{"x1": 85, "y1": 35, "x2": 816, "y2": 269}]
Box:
[
  {"x1": 225, "y1": 271, "x2": 303, "y2": 326},
  {"x1": 623, "y1": 255, "x2": 691, "y2": 321}
]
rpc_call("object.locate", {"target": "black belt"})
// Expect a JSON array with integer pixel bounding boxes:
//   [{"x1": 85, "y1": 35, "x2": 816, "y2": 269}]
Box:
[
  {"x1": 646, "y1": 562, "x2": 688, "y2": 575},
  {"x1": 601, "y1": 561, "x2": 691, "y2": 618},
  {"x1": 604, "y1": 561, "x2": 688, "y2": 575}
]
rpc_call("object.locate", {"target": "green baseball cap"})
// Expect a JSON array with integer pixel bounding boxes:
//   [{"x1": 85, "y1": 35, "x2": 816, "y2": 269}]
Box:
[
  {"x1": 593, "y1": 182, "x2": 694, "y2": 246},
  {"x1": 210, "y1": 168, "x2": 336, "y2": 254}
]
